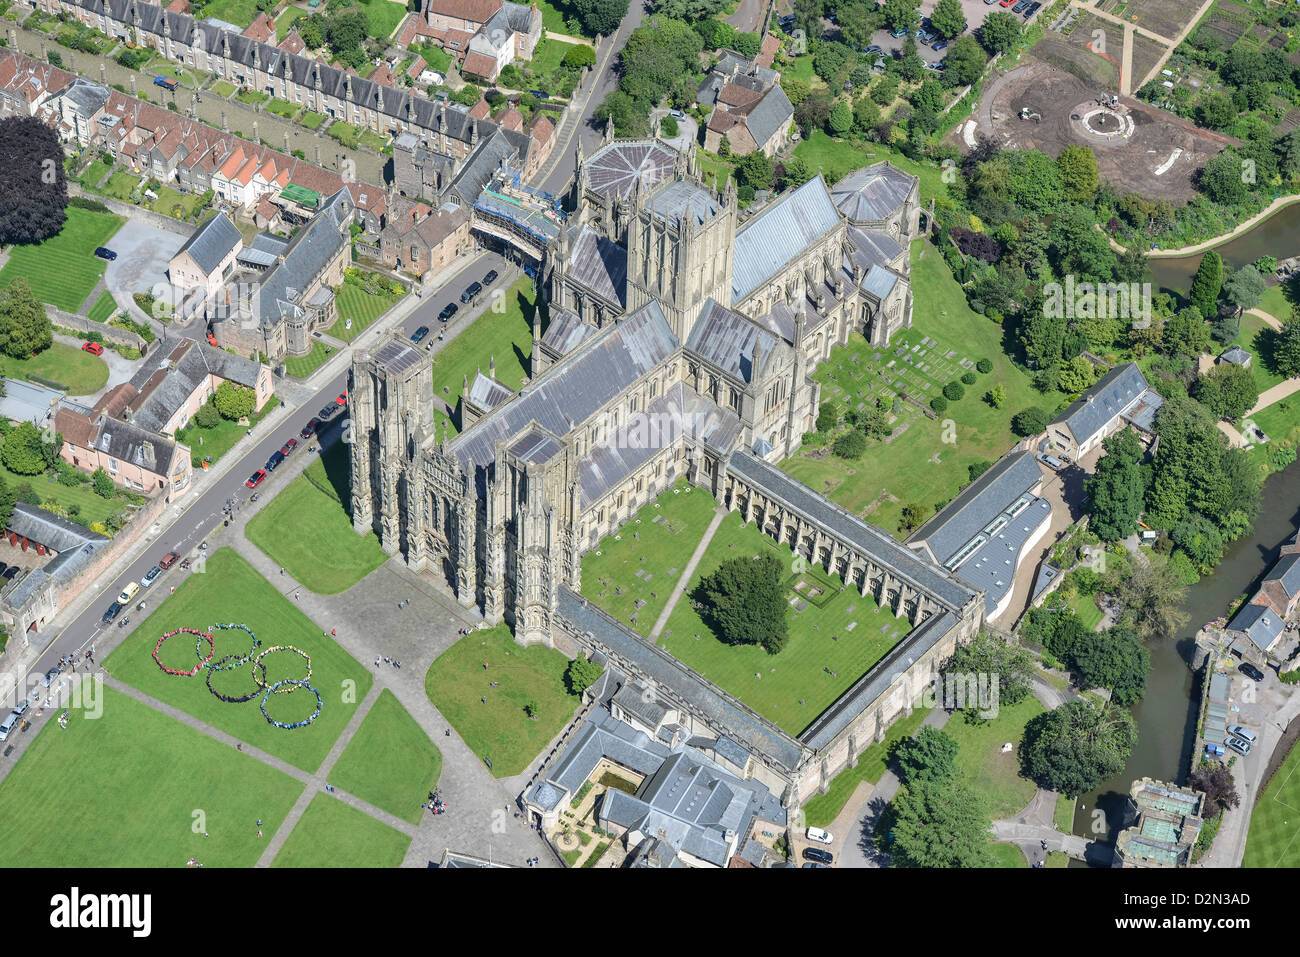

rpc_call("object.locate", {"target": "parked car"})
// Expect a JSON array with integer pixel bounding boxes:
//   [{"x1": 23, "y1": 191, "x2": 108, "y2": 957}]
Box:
[
  {"x1": 318, "y1": 404, "x2": 338, "y2": 420},
  {"x1": 438, "y1": 302, "x2": 458, "y2": 322},
  {"x1": 460, "y1": 281, "x2": 483, "y2": 304},
  {"x1": 1226, "y1": 736, "x2": 1252, "y2": 756},
  {"x1": 1025, "y1": 1, "x2": 1042, "y2": 15},
  {"x1": 1239, "y1": 662, "x2": 1266, "y2": 682},
  {"x1": 801, "y1": 862, "x2": 830, "y2": 868},
  {"x1": 931, "y1": 39, "x2": 948, "y2": 51},
  {"x1": 483, "y1": 269, "x2": 499, "y2": 286},
  {"x1": 82, "y1": 341, "x2": 104, "y2": 356},
  {"x1": 411, "y1": 325, "x2": 430, "y2": 344},
  {"x1": 159, "y1": 551, "x2": 180, "y2": 570},
  {"x1": 985, "y1": 0, "x2": 999, "y2": 4},
  {"x1": 528, "y1": 89, "x2": 550, "y2": 99},
  {"x1": 265, "y1": 450, "x2": 285, "y2": 472},
  {"x1": 0, "y1": 711, "x2": 20, "y2": 742},
  {"x1": 802, "y1": 847, "x2": 834, "y2": 865},
  {"x1": 1229, "y1": 725, "x2": 1257, "y2": 743},
  {"x1": 141, "y1": 565, "x2": 163, "y2": 587},
  {"x1": 12, "y1": 698, "x2": 29, "y2": 717},
  {"x1": 925, "y1": 60, "x2": 944, "y2": 71},
  {"x1": 246, "y1": 469, "x2": 267, "y2": 489},
  {"x1": 1012, "y1": 0, "x2": 1031, "y2": 12},
  {"x1": 118, "y1": 581, "x2": 140, "y2": 605},
  {"x1": 299, "y1": 418, "x2": 320, "y2": 440},
  {"x1": 94, "y1": 246, "x2": 117, "y2": 261},
  {"x1": 806, "y1": 826, "x2": 833, "y2": 845},
  {"x1": 336, "y1": 392, "x2": 348, "y2": 406},
  {"x1": 102, "y1": 601, "x2": 123, "y2": 624},
  {"x1": 1000, "y1": 0, "x2": 1017, "y2": 6},
  {"x1": 42, "y1": 667, "x2": 60, "y2": 688},
  {"x1": 1037, "y1": 453, "x2": 1065, "y2": 470},
  {"x1": 890, "y1": 26, "x2": 908, "y2": 37},
  {"x1": 669, "y1": 109, "x2": 684, "y2": 119},
  {"x1": 281, "y1": 438, "x2": 298, "y2": 456},
  {"x1": 865, "y1": 44, "x2": 883, "y2": 55},
  {"x1": 153, "y1": 75, "x2": 178, "y2": 90}
]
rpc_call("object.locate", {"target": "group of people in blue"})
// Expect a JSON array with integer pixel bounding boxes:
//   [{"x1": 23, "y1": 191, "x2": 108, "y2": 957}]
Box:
[{"x1": 153, "y1": 621, "x2": 322, "y2": 729}]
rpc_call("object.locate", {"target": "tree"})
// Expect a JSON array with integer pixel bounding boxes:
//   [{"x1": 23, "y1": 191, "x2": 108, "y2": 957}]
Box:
[
  {"x1": 896, "y1": 37, "x2": 925, "y2": 81},
  {"x1": 736, "y1": 151, "x2": 773, "y2": 191},
  {"x1": 838, "y1": 1, "x2": 879, "y2": 50},
  {"x1": 1222, "y1": 264, "x2": 1266, "y2": 315},
  {"x1": 828, "y1": 99, "x2": 853, "y2": 137},
  {"x1": 889, "y1": 777, "x2": 992, "y2": 867},
  {"x1": 563, "y1": 44, "x2": 597, "y2": 69},
  {"x1": 1195, "y1": 90, "x2": 1235, "y2": 130},
  {"x1": 1057, "y1": 356, "x2": 1097, "y2": 394},
  {"x1": 816, "y1": 401, "x2": 839, "y2": 433},
  {"x1": 0, "y1": 473, "x2": 14, "y2": 532},
  {"x1": 1188, "y1": 764, "x2": 1240, "y2": 814},
  {"x1": 193, "y1": 401, "x2": 221, "y2": 429},
  {"x1": 985, "y1": 383, "x2": 1007, "y2": 408},
  {"x1": 780, "y1": 155, "x2": 813, "y2": 190},
  {"x1": 593, "y1": 90, "x2": 648, "y2": 137},
  {"x1": 297, "y1": 16, "x2": 324, "y2": 48},
  {"x1": 573, "y1": 0, "x2": 630, "y2": 34},
  {"x1": 91, "y1": 467, "x2": 115, "y2": 499},
  {"x1": 1198, "y1": 150, "x2": 1251, "y2": 205},
  {"x1": 1163, "y1": 307, "x2": 1211, "y2": 359},
  {"x1": 1275, "y1": 310, "x2": 1300, "y2": 378},
  {"x1": 929, "y1": 0, "x2": 965, "y2": 39},
  {"x1": 697, "y1": 553, "x2": 789, "y2": 654},
  {"x1": 942, "y1": 35, "x2": 986, "y2": 87},
  {"x1": 833, "y1": 429, "x2": 868, "y2": 459},
  {"x1": 892, "y1": 726, "x2": 959, "y2": 783},
  {"x1": 212, "y1": 381, "x2": 256, "y2": 421},
  {"x1": 1, "y1": 422, "x2": 50, "y2": 476},
  {"x1": 979, "y1": 10, "x2": 1021, "y2": 54},
  {"x1": 1070, "y1": 627, "x2": 1149, "y2": 705},
  {"x1": 1011, "y1": 406, "x2": 1048, "y2": 437},
  {"x1": 1192, "y1": 362, "x2": 1259, "y2": 422},
  {"x1": 1084, "y1": 428, "x2": 1147, "y2": 540},
  {"x1": 564, "y1": 657, "x2": 604, "y2": 694},
  {"x1": 1056, "y1": 145, "x2": 1099, "y2": 203},
  {"x1": 0, "y1": 278, "x2": 53, "y2": 359},
  {"x1": 0, "y1": 117, "x2": 68, "y2": 247},
  {"x1": 1109, "y1": 552, "x2": 1189, "y2": 642},
  {"x1": 900, "y1": 503, "x2": 927, "y2": 532},
  {"x1": 1190, "y1": 250, "x2": 1222, "y2": 321},
  {"x1": 943, "y1": 631, "x2": 1035, "y2": 706},
  {"x1": 880, "y1": 0, "x2": 919, "y2": 31},
  {"x1": 732, "y1": 31, "x2": 761, "y2": 58},
  {"x1": 1020, "y1": 699, "x2": 1137, "y2": 796}
]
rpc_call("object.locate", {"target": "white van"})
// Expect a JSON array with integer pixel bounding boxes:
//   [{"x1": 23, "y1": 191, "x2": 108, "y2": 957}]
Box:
[{"x1": 806, "y1": 826, "x2": 834, "y2": 845}]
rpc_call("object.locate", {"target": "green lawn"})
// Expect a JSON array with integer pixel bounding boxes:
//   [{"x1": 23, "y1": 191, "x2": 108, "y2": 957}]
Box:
[
  {"x1": 197, "y1": 0, "x2": 260, "y2": 25},
  {"x1": 795, "y1": 131, "x2": 949, "y2": 206},
  {"x1": 0, "y1": 206, "x2": 123, "y2": 311},
  {"x1": 245, "y1": 441, "x2": 389, "y2": 594},
  {"x1": 87, "y1": 289, "x2": 118, "y2": 323},
  {"x1": 266, "y1": 97, "x2": 299, "y2": 119},
  {"x1": 175, "y1": 394, "x2": 276, "y2": 466},
  {"x1": 271, "y1": 794, "x2": 410, "y2": 867},
  {"x1": 284, "y1": 340, "x2": 336, "y2": 378},
  {"x1": 1068, "y1": 591, "x2": 1104, "y2": 632},
  {"x1": 657, "y1": 513, "x2": 913, "y2": 737},
  {"x1": 988, "y1": 841, "x2": 1029, "y2": 867},
  {"x1": 527, "y1": 37, "x2": 570, "y2": 75},
  {"x1": 697, "y1": 152, "x2": 733, "y2": 191},
  {"x1": 411, "y1": 43, "x2": 451, "y2": 74},
  {"x1": 1244, "y1": 736, "x2": 1300, "y2": 866},
  {"x1": 328, "y1": 689, "x2": 442, "y2": 824},
  {"x1": 0, "y1": 343, "x2": 109, "y2": 396},
  {"x1": 0, "y1": 460, "x2": 130, "y2": 525},
  {"x1": 800, "y1": 705, "x2": 931, "y2": 827},
  {"x1": 1055, "y1": 793, "x2": 1076, "y2": 832},
  {"x1": 331, "y1": 282, "x2": 403, "y2": 342},
  {"x1": 582, "y1": 480, "x2": 719, "y2": 630},
  {"x1": 535, "y1": 0, "x2": 587, "y2": 35},
  {"x1": 425, "y1": 624, "x2": 580, "y2": 777},
  {"x1": 211, "y1": 80, "x2": 237, "y2": 98},
  {"x1": 359, "y1": 0, "x2": 407, "y2": 39},
  {"x1": 327, "y1": 121, "x2": 361, "y2": 149},
  {"x1": 80, "y1": 159, "x2": 111, "y2": 190},
  {"x1": 149, "y1": 186, "x2": 208, "y2": 221},
  {"x1": 781, "y1": 242, "x2": 1061, "y2": 537},
  {"x1": 359, "y1": 128, "x2": 390, "y2": 153},
  {"x1": 946, "y1": 695, "x2": 1045, "y2": 819},
  {"x1": 430, "y1": 276, "x2": 540, "y2": 429},
  {"x1": 276, "y1": 5, "x2": 308, "y2": 39},
  {"x1": 300, "y1": 110, "x2": 327, "y2": 130},
  {"x1": 102, "y1": 547, "x2": 373, "y2": 774},
  {"x1": 236, "y1": 88, "x2": 270, "y2": 106},
  {"x1": 0, "y1": 686, "x2": 302, "y2": 867},
  {"x1": 101, "y1": 171, "x2": 142, "y2": 201},
  {"x1": 1257, "y1": 281, "x2": 1295, "y2": 324}
]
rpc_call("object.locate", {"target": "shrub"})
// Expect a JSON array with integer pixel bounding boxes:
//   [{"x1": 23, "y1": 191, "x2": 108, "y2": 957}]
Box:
[
  {"x1": 193, "y1": 401, "x2": 221, "y2": 429},
  {"x1": 1011, "y1": 406, "x2": 1049, "y2": 436},
  {"x1": 943, "y1": 381, "x2": 965, "y2": 401},
  {"x1": 976, "y1": 357, "x2": 993, "y2": 374},
  {"x1": 930, "y1": 395, "x2": 948, "y2": 413},
  {"x1": 832, "y1": 430, "x2": 868, "y2": 459},
  {"x1": 961, "y1": 371, "x2": 976, "y2": 385},
  {"x1": 91, "y1": 467, "x2": 114, "y2": 498}
]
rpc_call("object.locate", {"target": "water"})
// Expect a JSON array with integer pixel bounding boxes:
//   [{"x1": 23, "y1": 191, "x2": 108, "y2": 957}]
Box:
[
  {"x1": 1148, "y1": 201, "x2": 1300, "y2": 296},
  {"x1": 1069, "y1": 463, "x2": 1300, "y2": 854}
]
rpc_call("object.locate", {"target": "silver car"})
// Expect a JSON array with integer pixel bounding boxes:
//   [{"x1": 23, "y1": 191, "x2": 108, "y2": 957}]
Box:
[{"x1": 1226, "y1": 736, "x2": 1251, "y2": 756}]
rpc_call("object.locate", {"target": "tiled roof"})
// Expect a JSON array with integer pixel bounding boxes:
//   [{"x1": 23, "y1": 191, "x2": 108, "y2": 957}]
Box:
[
  {"x1": 732, "y1": 175, "x2": 841, "y2": 302},
  {"x1": 830, "y1": 162, "x2": 918, "y2": 223}
]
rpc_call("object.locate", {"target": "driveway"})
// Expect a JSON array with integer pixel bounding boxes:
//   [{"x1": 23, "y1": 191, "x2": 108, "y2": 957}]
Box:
[
  {"x1": 649, "y1": 108, "x2": 698, "y2": 153},
  {"x1": 103, "y1": 220, "x2": 188, "y2": 324}
]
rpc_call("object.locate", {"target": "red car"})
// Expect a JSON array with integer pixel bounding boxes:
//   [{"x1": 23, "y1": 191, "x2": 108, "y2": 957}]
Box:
[
  {"x1": 299, "y1": 418, "x2": 320, "y2": 440},
  {"x1": 336, "y1": 392, "x2": 348, "y2": 405},
  {"x1": 82, "y1": 341, "x2": 104, "y2": 356},
  {"x1": 999, "y1": 0, "x2": 1015, "y2": 5},
  {"x1": 159, "y1": 551, "x2": 180, "y2": 570},
  {"x1": 246, "y1": 469, "x2": 267, "y2": 489},
  {"x1": 280, "y1": 438, "x2": 298, "y2": 456}
]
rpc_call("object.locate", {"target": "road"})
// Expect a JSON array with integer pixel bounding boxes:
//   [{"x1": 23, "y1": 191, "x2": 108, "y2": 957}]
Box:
[{"x1": 18, "y1": 248, "x2": 510, "y2": 701}]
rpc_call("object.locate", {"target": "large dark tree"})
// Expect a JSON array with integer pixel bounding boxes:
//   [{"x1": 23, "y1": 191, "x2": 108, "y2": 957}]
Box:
[
  {"x1": 1188, "y1": 763, "x2": 1240, "y2": 814},
  {"x1": 891, "y1": 726, "x2": 959, "y2": 784},
  {"x1": 1084, "y1": 428, "x2": 1147, "y2": 541},
  {"x1": 697, "y1": 553, "x2": 789, "y2": 654},
  {"x1": 943, "y1": 631, "x2": 1035, "y2": 706},
  {"x1": 1020, "y1": 699, "x2": 1137, "y2": 797},
  {"x1": 1069, "y1": 627, "x2": 1149, "y2": 705},
  {"x1": 0, "y1": 116, "x2": 68, "y2": 246},
  {"x1": 888, "y1": 777, "x2": 992, "y2": 867},
  {"x1": 0, "y1": 278, "x2": 53, "y2": 360},
  {"x1": 573, "y1": 0, "x2": 630, "y2": 36}
]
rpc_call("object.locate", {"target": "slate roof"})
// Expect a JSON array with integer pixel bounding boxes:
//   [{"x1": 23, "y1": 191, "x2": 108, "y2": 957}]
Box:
[
  {"x1": 1264, "y1": 552, "x2": 1300, "y2": 599},
  {"x1": 93, "y1": 414, "x2": 178, "y2": 477},
  {"x1": 0, "y1": 379, "x2": 63, "y2": 427},
  {"x1": 1228, "y1": 600, "x2": 1286, "y2": 653},
  {"x1": 539, "y1": 308, "x2": 595, "y2": 356},
  {"x1": 246, "y1": 187, "x2": 351, "y2": 326},
  {"x1": 741, "y1": 83, "x2": 793, "y2": 147},
  {"x1": 846, "y1": 225, "x2": 905, "y2": 269},
  {"x1": 466, "y1": 372, "x2": 514, "y2": 411},
  {"x1": 566, "y1": 226, "x2": 627, "y2": 306},
  {"x1": 950, "y1": 497, "x2": 1052, "y2": 616},
  {"x1": 1220, "y1": 346, "x2": 1251, "y2": 365},
  {"x1": 861, "y1": 263, "x2": 900, "y2": 301},
  {"x1": 173, "y1": 212, "x2": 242, "y2": 276},
  {"x1": 446, "y1": 302, "x2": 679, "y2": 481},
  {"x1": 534, "y1": 708, "x2": 670, "y2": 800},
  {"x1": 556, "y1": 588, "x2": 805, "y2": 773},
  {"x1": 583, "y1": 140, "x2": 676, "y2": 202},
  {"x1": 910, "y1": 450, "x2": 1045, "y2": 564},
  {"x1": 732, "y1": 176, "x2": 842, "y2": 302},
  {"x1": 686, "y1": 299, "x2": 779, "y2": 383},
  {"x1": 1052, "y1": 363, "x2": 1151, "y2": 446},
  {"x1": 125, "y1": 337, "x2": 263, "y2": 433},
  {"x1": 649, "y1": 180, "x2": 719, "y2": 227},
  {"x1": 4, "y1": 500, "x2": 108, "y2": 554},
  {"x1": 830, "y1": 162, "x2": 918, "y2": 223}
]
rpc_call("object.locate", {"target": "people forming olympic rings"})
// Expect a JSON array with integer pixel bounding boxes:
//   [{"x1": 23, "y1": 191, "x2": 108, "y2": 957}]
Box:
[{"x1": 152, "y1": 629, "x2": 215, "y2": 676}]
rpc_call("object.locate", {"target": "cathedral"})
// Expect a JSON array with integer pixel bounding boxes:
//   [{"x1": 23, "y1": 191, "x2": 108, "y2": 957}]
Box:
[{"x1": 350, "y1": 138, "x2": 922, "y2": 645}]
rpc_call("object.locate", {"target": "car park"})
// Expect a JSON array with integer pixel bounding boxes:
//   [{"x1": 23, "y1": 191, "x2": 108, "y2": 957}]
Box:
[
  {"x1": 460, "y1": 281, "x2": 483, "y2": 304},
  {"x1": 141, "y1": 565, "x2": 162, "y2": 587},
  {"x1": 94, "y1": 246, "x2": 117, "y2": 261},
  {"x1": 438, "y1": 303, "x2": 458, "y2": 322},
  {"x1": 159, "y1": 551, "x2": 180, "y2": 569},
  {"x1": 265, "y1": 450, "x2": 285, "y2": 472},
  {"x1": 411, "y1": 325, "x2": 430, "y2": 344},
  {"x1": 118, "y1": 581, "x2": 139, "y2": 605},
  {"x1": 0, "y1": 711, "x2": 20, "y2": 742},
  {"x1": 890, "y1": 26, "x2": 907, "y2": 37},
  {"x1": 300, "y1": 418, "x2": 319, "y2": 439},
  {"x1": 806, "y1": 826, "x2": 833, "y2": 845},
  {"x1": 802, "y1": 847, "x2": 834, "y2": 865},
  {"x1": 246, "y1": 469, "x2": 267, "y2": 489},
  {"x1": 1239, "y1": 662, "x2": 1266, "y2": 682},
  {"x1": 1226, "y1": 736, "x2": 1252, "y2": 756},
  {"x1": 1229, "y1": 725, "x2": 1257, "y2": 743},
  {"x1": 281, "y1": 438, "x2": 298, "y2": 456},
  {"x1": 82, "y1": 341, "x2": 104, "y2": 355},
  {"x1": 483, "y1": 269, "x2": 499, "y2": 286},
  {"x1": 102, "y1": 601, "x2": 123, "y2": 624}
]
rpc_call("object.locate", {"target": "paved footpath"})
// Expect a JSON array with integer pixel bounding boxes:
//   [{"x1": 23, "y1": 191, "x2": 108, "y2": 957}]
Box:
[{"x1": 649, "y1": 506, "x2": 728, "y2": 640}]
